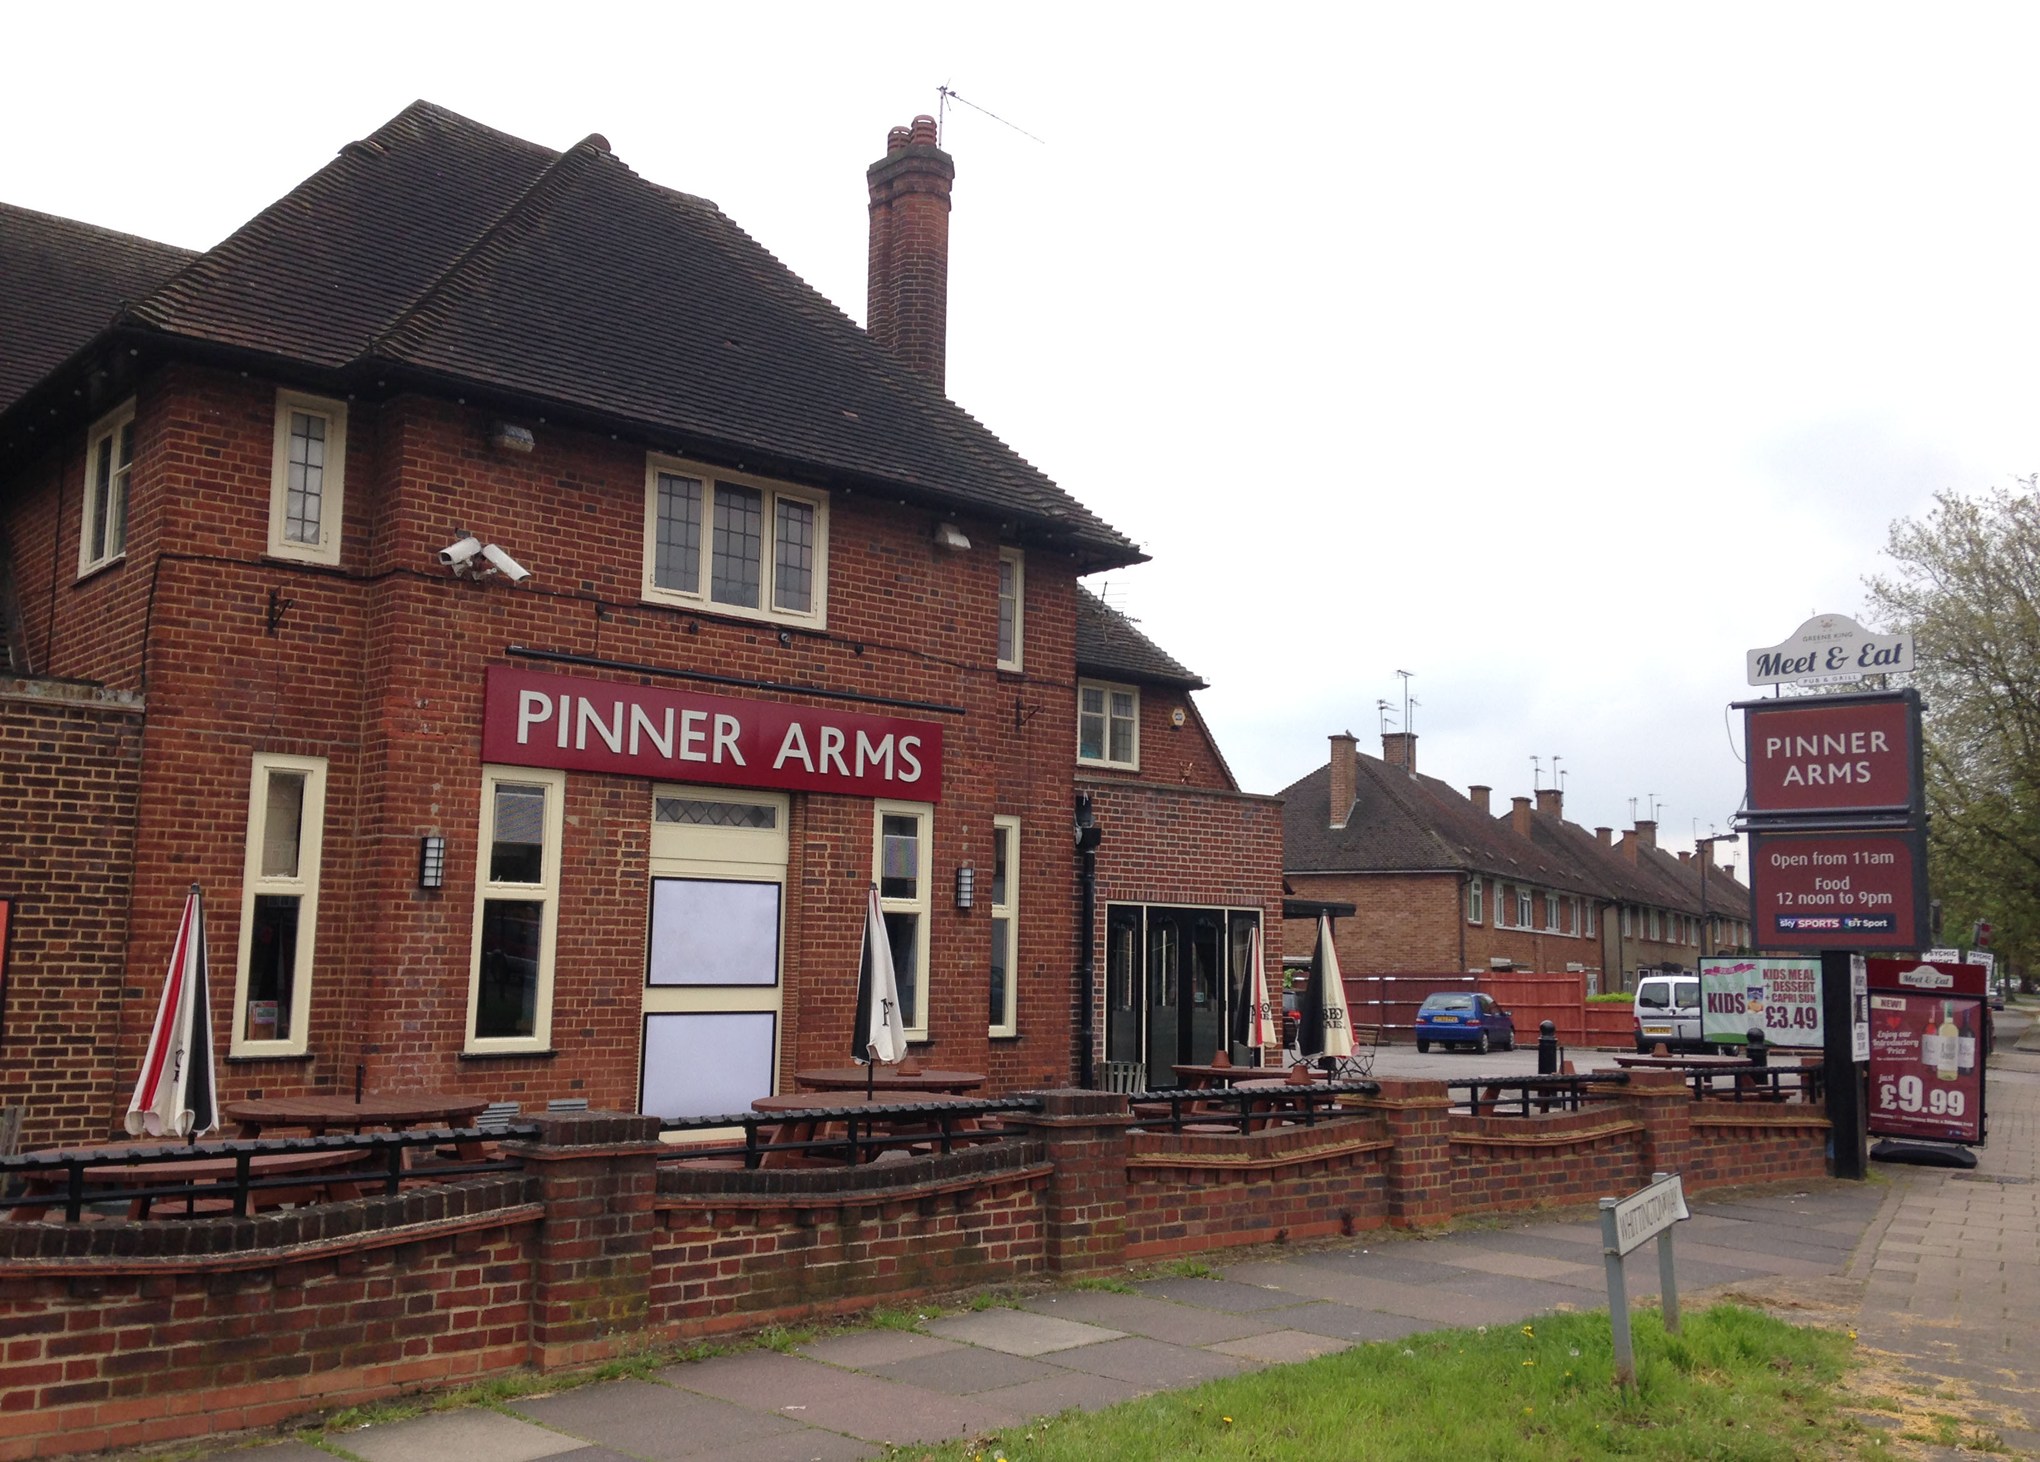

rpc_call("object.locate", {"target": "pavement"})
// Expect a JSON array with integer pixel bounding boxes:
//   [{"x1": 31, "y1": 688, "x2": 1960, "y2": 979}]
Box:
[{"x1": 166, "y1": 1010, "x2": 2040, "y2": 1462}]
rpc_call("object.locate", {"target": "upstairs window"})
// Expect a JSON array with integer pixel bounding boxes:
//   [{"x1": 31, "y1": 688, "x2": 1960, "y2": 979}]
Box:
[
  {"x1": 997, "y1": 548, "x2": 1024, "y2": 670},
  {"x1": 1466, "y1": 875, "x2": 1483, "y2": 925},
  {"x1": 644, "y1": 456, "x2": 827, "y2": 626},
  {"x1": 1078, "y1": 680, "x2": 1139, "y2": 769},
  {"x1": 78, "y1": 400, "x2": 136, "y2": 576},
  {"x1": 1516, "y1": 887, "x2": 1534, "y2": 929},
  {"x1": 268, "y1": 391, "x2": 347, "y2": 565},
  {"x1": 1544, "y1": 893, "x2": 1561, "y2": 931}
]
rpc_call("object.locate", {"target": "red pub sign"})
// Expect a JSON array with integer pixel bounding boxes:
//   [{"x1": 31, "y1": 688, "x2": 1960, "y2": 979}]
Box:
[
  {"x1": 481, "y1": 666, "x2": 945, "y2": 801},
  {"x1": 1743, "y1": 692, "x2": 1920, "y2": 815},
  {"x1": 1749, "y1": 827, "x2": 1927, "y2": 951}
]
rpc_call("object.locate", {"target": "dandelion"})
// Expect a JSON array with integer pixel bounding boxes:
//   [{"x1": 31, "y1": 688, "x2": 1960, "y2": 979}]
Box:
[
  {"x1": 1222, "y1": 1416, "x2": 1234, "y2": 1425},
  {"x1": 1523, "y1": 1405, "x2": 1534, "y2": 1415},
  {"x1": 1568, "y1": 1347, "x2": 1580, "y2": 1358},
  {"x1": 1521, "y1": 1324, "x2": 1535, "y2": 1338},
  {"x1": 1523, "y1": 1359, "x2": 1536, "y2": 1367},
  {"x1": 1476, "y1": 1325, "x2": 1488, "y2": 1335},
  {"x1": 1848, "y1": 1328, "x2": 1858, "y2": 1341}
]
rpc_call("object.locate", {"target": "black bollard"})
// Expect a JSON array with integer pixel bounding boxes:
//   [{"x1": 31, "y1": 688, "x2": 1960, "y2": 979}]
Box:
[
  {"x1": 1537, "y1": 1019, "x2": 1559, "y2": 1075},
  {"x1": 1745, "y1": 1027, "x2": 1768, "y2": 1067}
]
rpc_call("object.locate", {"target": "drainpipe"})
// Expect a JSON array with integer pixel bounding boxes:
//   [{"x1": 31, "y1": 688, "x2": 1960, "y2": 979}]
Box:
[{"x1": 1075, "y1": 793, "x2": 1103, "y2": 1089}]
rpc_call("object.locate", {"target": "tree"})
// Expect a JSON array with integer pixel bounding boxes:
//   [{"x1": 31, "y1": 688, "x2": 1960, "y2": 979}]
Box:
[{"x1": 1865, "y1": 477, "x2": 2040, "y2": 986}]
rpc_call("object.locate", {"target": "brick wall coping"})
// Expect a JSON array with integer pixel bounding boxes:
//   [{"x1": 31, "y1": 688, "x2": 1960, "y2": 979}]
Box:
[
  {"x1": 1126, "y1": 1129, "x2": 1391, "y2": 1174},
  {"x1": 1074, "y1": 772, "x2": 1282, "y2": 807},
  {"x1": 658, "y1": 1165, "x2": 1050, "y2": 1218},
  {"x1": 656, "y1": 1141, "x2": 1047, "y2": 1199},
  {"x1": 0, "y1": 676, "x2": 144, "y2": 712},
  {"x1": 1690, "y1": 1106, "x2": 1832, "y2": 1131},
  {"x1": 1448, "y1": 1117, "x2": 1644, "y2": 1150}
]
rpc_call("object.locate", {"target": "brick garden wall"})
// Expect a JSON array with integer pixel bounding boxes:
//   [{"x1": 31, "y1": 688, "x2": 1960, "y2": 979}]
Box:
[{"x1": 0, "y1": 1083, "x2": 1833, "y2": 1458}]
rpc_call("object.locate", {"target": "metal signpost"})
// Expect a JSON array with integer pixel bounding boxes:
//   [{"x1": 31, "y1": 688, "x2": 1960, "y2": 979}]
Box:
[{"x1": 1599, "y1": 1171, "x2": 1690, "y2": 1389}]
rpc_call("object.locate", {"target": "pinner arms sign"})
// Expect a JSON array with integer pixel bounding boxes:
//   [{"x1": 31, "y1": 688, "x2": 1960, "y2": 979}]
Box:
[{"x1": 1747, "y1": 614, "x2": 1912, "y2": 687}]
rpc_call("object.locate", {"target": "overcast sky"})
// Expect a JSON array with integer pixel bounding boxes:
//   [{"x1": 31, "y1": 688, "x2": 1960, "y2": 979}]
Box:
[{"x1": 9, "y1": 5, "x2": 2032, "y2": 864}]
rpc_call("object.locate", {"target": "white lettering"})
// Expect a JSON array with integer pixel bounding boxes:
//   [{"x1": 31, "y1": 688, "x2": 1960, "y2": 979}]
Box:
[
  {"x1": 517, "y1": 691, "x2": 553, "y2": 745},
  {"x1": 773, "y1": 722, "x2": 813, "y2": 772},
  {"x1": 557, "y1": 694, "x2": 571, "y2": 748},
  {"x1": 896, "y1": 735, "x2": 923, "y2": 784},
  {"x1": 855, "y1": 730, "x2": 894, "y2": 779},
  {"x1": 714, "y1": 714, "x2": 745, "y2": 765},
  {"x1": 679, "y1": 709, "x2": 708, "y2": 762},
  {"x1": 577, "y1": 698, "x2": 625, "y2": 754},
  {"x1": 629, "y1": 705, "x2": 673, "y2": 759},
  {"x1": 820, "y1": 726, "x2": 850, "y2": 778}
]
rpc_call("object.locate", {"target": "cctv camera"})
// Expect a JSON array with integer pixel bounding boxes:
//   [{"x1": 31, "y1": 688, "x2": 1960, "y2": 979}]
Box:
[
  {"x1": 439, "y1": 535, "x2": 482, "y2": 568},
  {"x1": 480, "y1": 543, "x2": 531, "y2": 583}
]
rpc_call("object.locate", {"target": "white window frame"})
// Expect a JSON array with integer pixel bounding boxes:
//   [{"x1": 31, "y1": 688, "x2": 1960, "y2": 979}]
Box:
[
  {"x1": 873, "y1": 800, "x2": 934, "y2": 1042},
  {"x1": 641, "y1": 453, "x2": 828, "y2": 628},
  {"x1": 1544, "y1": 893, "x2": 1561, "y2": 932},
  {"x1": 1516, "y1": 887, "x2": 1534, "y2": 929},
  {"x1": 989, "y1": 815, "x2": 1020, "y2": 1037},
  {"x1": 465, "y1": 766, "x2": 566, "y2": 1054},
  {"x1": 1622, "y1": 906, "x2": 1633, "y2": 938},
  {"x1": 1077, "y1": 678, "x2": 1140, "y2": 770},
  {"x1": 231, "y1": 753, "x2": 327, "y2": 1056},
  {"x1": 1649, "y1": 909, "x2": 1662, "y2": 942},
  {"x1": 1466, "y1": 875, "x2": 1483, "y2": 925},
  {"x1": 997, "y1": 548, "x2": 1025, "y2": 671},
  {"x1": 267, "y1": 390, "x2": 347, "y2": 565},
  {"x1": 77, "y1": 399, "x2": 136, "y2": 576},
  {"x1": 1585, "y1": 901, "x2": 1597, "y2": 937}
]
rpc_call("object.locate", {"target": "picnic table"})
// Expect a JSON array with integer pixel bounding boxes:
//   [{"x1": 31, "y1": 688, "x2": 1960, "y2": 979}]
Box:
[
  {"x1": 223, "y1": 1092, "x2": 492, "y2": 1137},
  {"x1": 4, "y1": 1143, "x2": 370, "y2": 1221},
  {"x1": 792, "y1": 1067, "x2": 986, "y2": 1095},
  {"x1": 1170, "y1": 1061, "x2": 1283, "y2": 1089},
  {"x1": 1603, "y1": 1052, "x2": 1812, "y2": 1100},
  {"x1": 749, "y1": 1091, "x2": 991, "y2": 1167}
]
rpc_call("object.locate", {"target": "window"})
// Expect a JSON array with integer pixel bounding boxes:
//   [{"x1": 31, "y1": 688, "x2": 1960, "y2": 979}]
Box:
[
  {"x1": 78, "y1": 400, "x2": 136, "y2": 575},
  {"x1": 643, "y1": 455, "x2": 827, "y2": 626},
  {"x1": 467, "y1": 767, "x2": 565, "y2": 1051},
  {"x1": 1516, "y1": 888, "x2": 1534, "y2": 929},
  {"x1": 988, "y1": 816, "x2": 1019, "y2": 1036},
  {"x1": 1585, "y1": 902, "x2": 1597, "y2": 937},
  {"x1": 1622, "y1": 906, "x2": 1633, "y2": 938},
  {"x1": 1077, "y1": 680, "x2": 1139, "y2": 769},
  {"x1": 997, "y1": 549, "x2": 1024, "y2": 670},
  {"x1": 1544, "y1": 893, "x2": 1561, "y2": 931},
  {"x1": 268, "y1": 391, "x2": 347, "y2": 565},
  {"x1": 232, "y1": 754, "x2": 327, "y2": 1054},
  {"x1": 1649, "y1": 909, "x2": 1662, "y2": 942},
  {"x1": 1466, "y1": 875, "x2": 1483, "y2": 925},
  {"x1": 873, "y1": 800, "x2": 932, "y2": 1039}
]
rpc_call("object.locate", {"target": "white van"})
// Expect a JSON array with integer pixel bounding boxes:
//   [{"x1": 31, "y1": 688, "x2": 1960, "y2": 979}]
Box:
[{"x1": 1633, "y1": 974, "x2": 1702, "y2": 1052}]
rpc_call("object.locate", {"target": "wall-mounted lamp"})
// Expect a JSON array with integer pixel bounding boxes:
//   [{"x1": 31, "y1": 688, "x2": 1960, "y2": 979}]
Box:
[
  {"x1": 955, "y1": 864, "x2": 975, "y2": 909},
  {"x1": 934, "y1": 522, "x2": 971, "y2": 552},
  {"x1": 418, "y1": 836, "x2": 446, "y2": 890}
]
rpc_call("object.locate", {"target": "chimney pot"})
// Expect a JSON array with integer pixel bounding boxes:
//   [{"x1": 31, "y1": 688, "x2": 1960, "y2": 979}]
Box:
[{"x1": 867, "y1": 117, "x2": 956, "y2": 390}]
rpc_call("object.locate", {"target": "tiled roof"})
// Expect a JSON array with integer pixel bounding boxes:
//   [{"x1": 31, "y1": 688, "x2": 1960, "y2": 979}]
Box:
[
  {"x1": 1073, "y1": 587, "x2": 1204, "y2": 688},
  {"x1": 1281, "y1": 753, "x2": 1597, "y2": 891},
  {"x1": 71, "y1": 102, "x2": 1139, "y2": 568},
  {"x1": 0, "y1": 203, "x2": 194, "y2": 414}
]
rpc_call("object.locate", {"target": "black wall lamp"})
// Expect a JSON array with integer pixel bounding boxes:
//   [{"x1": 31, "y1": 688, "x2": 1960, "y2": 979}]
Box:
[{"x1": 418, "y1": 836, "x2": 446, "y2": 889}]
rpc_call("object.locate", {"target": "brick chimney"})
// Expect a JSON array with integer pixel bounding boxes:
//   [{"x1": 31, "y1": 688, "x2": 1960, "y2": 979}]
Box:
[
  {"x1": 1328, "y1": 732, "x2": 1357, "y2": 828},
  {"x1": 867, "y1": 116, "x2": 955, "y2": 390},
  {"x1": 1510, "y1": 795, "x2": 1533, "y2": 839},
  {"x1": 1468, "y1": 784, "x2": 1491, "y2": 815},
  {"x1": 1631, "y1": 820, "x2": 1657, "y2": 851},
  {"x1": 1381, "y1": 731, "x2": 1416, "y2": 773},
  {"x1": 1535, "y1": 788, "x2": 1563, "y2": 817},
  {"x1": 1596, "y1": 826, "x2": 1613, "y2": 846}
]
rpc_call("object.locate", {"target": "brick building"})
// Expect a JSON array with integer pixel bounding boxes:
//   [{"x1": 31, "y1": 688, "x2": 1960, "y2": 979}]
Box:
[
  {"x1": 1282, "y1": 732, "x2": 1749, "y2": 992},
  {"x1": 0, "y1": 104, "x2": 1280, "y2": 1147}
]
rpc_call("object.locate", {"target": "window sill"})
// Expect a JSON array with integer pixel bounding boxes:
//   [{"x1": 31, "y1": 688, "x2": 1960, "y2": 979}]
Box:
[
  {"x1": 639, "y1": 589, "x2": 826, "y2": 635},
  {"x1": 74, "y1": 555, "x2": 126, "y2": 586},
  {"x1": 988, "y1": 1031, "x2": 1022, "y2": 1042},
  {"x1": 226, "y1": 1051, "x2": 314, "y2": 1065},
  {"x1": 459, "y1": 1047, "x2": 558, "y2": 1061}
]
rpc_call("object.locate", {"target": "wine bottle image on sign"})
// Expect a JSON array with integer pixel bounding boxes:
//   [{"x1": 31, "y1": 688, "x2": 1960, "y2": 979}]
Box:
[{"x1": 1936, "y1": 1001, "x2": 1959, "y2": 1082}]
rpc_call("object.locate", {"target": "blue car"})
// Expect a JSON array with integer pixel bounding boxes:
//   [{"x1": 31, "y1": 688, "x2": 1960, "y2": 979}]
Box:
[{"x1": 1414, "y1": 992, "x2": 1516, "y2": 1054}]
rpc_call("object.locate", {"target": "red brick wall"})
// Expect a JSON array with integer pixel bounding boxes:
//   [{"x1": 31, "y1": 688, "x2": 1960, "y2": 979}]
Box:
[
  {"x1": 1121, "y1": 1121, "x2": 1392, "y2": 1258},
  {"x1": 0, "y1": 681, "x2": 144, "y2": 1149},
  {"x1": 1450, "y1": 1111, "x2": 1645, "y2": 1213}
]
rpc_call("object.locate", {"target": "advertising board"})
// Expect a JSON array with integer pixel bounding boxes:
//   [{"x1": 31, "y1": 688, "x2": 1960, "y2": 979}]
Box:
[
  {"x1": 1742, "y1": 693, "x2": 1920, "y2": 816},
  {"x1": 1749, "y1": 827, "x2": 1926, "y2": 951},
  {"x1": 1698, "y1": 956, "x2": 1823, "y2": 1047},
  {"x1": 1866, "y1": 992, "x2": 1985, "y2": 1143}
]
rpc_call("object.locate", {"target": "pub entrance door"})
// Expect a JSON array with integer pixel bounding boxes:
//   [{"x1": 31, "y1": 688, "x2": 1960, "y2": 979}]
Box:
[{"x1": 1105, "y1": 904, "x2": 1261, "y2": 1089}]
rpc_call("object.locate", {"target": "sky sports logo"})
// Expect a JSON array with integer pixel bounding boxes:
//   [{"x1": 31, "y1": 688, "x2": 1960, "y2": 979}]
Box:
[{"x1": 1777, "y1": 915, "x2": 1896, "y2": 932}]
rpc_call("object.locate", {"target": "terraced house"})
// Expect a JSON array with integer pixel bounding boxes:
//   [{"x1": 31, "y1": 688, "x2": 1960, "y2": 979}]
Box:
[{"x1": 0, "y1": 104, "x2": 1281, "y2": 1148}]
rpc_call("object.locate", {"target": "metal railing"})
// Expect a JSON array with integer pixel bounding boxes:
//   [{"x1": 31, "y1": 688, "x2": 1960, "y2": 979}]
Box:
[
  {"x1": 1680, "y1": 1065, "x2": 1826, "y2": 1103},
  {"x1": 0, "y1": 1125, "x2": 541, "y2": 1223},
  {"x1": 657, "y1": 1096, "x2": 1044, "y2": 1170},
  {"x1": 1125, "y1": 1081, "x2": 1380, "y2": 1135},
  {"x1": 1447, "y1": 1073, "x2": 1631, "y2": 1117}
]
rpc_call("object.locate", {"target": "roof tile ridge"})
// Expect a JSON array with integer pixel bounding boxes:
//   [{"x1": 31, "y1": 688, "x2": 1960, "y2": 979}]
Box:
[{"x1": 370, "y1": 135, "x2": 616, "y2": 361}]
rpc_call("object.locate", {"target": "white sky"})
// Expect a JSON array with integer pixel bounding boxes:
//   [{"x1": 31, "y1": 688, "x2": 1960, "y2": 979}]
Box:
[{"x1": 9, "y1": 4, "x2": 2034, "y2": 866}]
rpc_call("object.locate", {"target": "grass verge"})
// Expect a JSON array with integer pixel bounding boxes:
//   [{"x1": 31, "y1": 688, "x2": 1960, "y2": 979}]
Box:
[{"x1": 909, "y1": 1304, "x2": 1874, "y2": 1461}]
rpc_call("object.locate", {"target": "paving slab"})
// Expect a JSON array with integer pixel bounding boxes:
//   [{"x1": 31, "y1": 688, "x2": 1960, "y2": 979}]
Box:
[
  {"x1": 972, "y1": 1369, "x2": 1147, "y2": 1418},
  {"x1": 1017, "y1": 1290, "x2": 1281, "y2": 1345},
  {"x1": 1388, "y1": 1244, "x2": 1598, "y2": 1283},
  {"x1": 1039, "y1": 1334, "x2": 1249, "y2": 1388},
  {"x1": 1263, "y1": 1301, "x2": 1439, "y2": 1343},
  {"x1": 1282, "y1": 1249, "x2": 1489, "y2": 1286},
  {"x1": 511, "y1": 1379, "x2": 804, "y2": 1458},
  {"x1": 342, "y1": 1408, "x2": 589, "y2": 1462},
  {"x1": 1206, "y1": 1329, "x2": 1353, "y2": 1364},
  {"x1": 205, "y1": 1447, "x2": 335, "y2": 1462},
  {"x1": 1132, "y1": 1276, "x2": 1314, "y2": 1312},
  {"x1": 796, "y1": 1331, "x2": 964, "y2": 1369},
  {"x1": 685, "y1": 1432, "x2": 880, "y2": 1462},
  {"x1": 659, "y1": 1350, "x2": 1015, "y2": 1444},
  {"x1": 865, "y1": 1347, "x2": 1062, "y2": 1395},
  {"x1": 923, "y1": 1308, "x2": 1124, "y2": 1356}
]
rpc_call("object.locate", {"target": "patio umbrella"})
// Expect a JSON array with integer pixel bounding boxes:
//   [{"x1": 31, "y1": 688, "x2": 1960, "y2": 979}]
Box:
[
  {"x1": 1296, "y1": 915, "x2": 1356, "y2": 1068},
  {"x1": 852, "y1": 884, "x2": 907, "y2": 1094},
  {"x1": 125, "y1": 883, "x2": 220, "y2": 1140},
  {"x1": 1230, "y1": 924, "x2": 1281, "y2": 1061}
]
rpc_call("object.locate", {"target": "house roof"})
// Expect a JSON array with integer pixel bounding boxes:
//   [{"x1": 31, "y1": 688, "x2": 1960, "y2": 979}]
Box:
[
  {"x1": 1074, "y1": 587, "x2": 1205, "y2": 688},
  {"x1": 1513, "y1": 807, "x2": 1689, "y2": 910},
  {"x1": 2, "y1": 102, "x2": 1143, "y2": 570},
  {"x1": 0, "y1": 203, "x2": 194, "y2": 414},
  {"x1": 1281, "y1": 752, "x2": 1597, "y2": 891}
]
